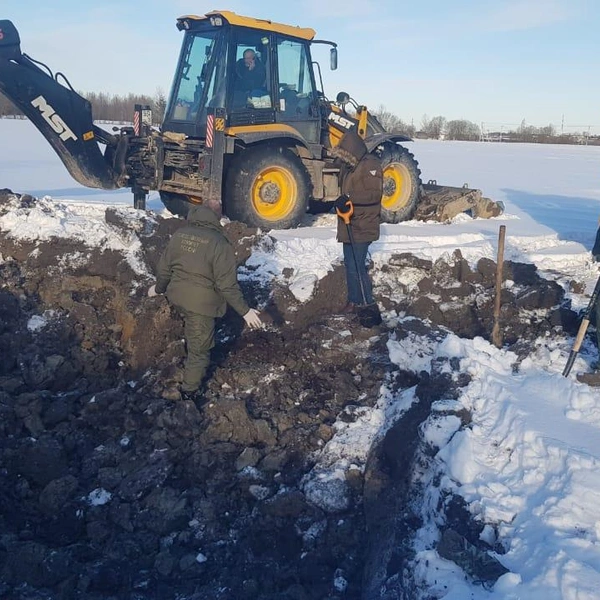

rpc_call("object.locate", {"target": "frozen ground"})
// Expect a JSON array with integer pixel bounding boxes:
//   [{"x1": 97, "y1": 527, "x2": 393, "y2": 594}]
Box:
[{"x1": 2, "y1": 117, "x2": 600, "y2": 599}]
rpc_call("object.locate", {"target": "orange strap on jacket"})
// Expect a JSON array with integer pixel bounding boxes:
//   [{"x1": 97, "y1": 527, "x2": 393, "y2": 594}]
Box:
[{"x1": 335, "y1": 200, "x2": 354, "y2": 225}]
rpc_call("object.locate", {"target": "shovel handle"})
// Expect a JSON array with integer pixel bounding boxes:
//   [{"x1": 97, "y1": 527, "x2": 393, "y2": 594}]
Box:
[
  {"x1": 336, "y1": 200, "x2": 354, "y2": 224},
  {"x1": 563, "y1": 272, "x2": 600, "y2": 377}
]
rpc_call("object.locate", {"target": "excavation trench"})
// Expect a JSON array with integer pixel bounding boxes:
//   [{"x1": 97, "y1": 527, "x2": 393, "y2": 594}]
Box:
[{"x1": 0, "y1": 191, "x2": 578, "y2": 599}]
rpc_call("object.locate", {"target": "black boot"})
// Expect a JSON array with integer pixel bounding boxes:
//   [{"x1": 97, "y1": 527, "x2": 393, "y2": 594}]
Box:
[
  {"x1": 180, "y1": 390, "x2": 198, "y2": 402},
  {"x1": 181, "y1": 388, "x2": 208, "y2": 409}
]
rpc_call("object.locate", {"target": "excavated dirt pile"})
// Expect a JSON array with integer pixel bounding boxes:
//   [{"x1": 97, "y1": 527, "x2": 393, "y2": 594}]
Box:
[{"x1": 0, "y1": 190, "x2": 580, "y2": 599}]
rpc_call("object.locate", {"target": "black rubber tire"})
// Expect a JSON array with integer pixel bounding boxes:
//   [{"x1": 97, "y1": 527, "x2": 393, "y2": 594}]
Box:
[
  {"x1": 159, "y1": 192, "x2": 192, "y2": 218},
  {"x1": 224, "y1": 146, "x2": 311, "y2": 229},
  {"x1": 376, "y1": 145, "x2": 422, "y2": 223}
]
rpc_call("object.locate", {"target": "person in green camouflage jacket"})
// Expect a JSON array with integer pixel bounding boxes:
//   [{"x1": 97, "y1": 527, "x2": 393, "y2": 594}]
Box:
[{"x1": 148, "y1": 205, "x2": 263, "y2": 401}]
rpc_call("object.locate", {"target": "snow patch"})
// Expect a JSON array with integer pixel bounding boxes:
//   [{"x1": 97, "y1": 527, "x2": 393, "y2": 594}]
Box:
[
  {"x1": 0, "y1": 196, "x2": 155, "y2": 276},
  {"x1": 87, "y1": 488, "x2": 112, "y2": 506},
  {"x1": 27, "y1": 310, "x2": 58, "y2": 332}
]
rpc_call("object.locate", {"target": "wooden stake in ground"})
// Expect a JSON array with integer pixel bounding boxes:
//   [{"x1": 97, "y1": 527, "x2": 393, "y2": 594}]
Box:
[{"x1": 492, "y1": 225, "x2": 506, "y2": 348}]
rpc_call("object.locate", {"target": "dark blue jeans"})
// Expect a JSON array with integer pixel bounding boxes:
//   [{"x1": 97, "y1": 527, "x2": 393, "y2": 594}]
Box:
[{"x1": 343, "y1": 242, "x2": 373, "y2": 305}]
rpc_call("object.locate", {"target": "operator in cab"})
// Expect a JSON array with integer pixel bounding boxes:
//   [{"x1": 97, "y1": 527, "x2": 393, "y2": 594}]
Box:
[{"x1": 234, "y1": 48, "x2": 267, "y2": 105}]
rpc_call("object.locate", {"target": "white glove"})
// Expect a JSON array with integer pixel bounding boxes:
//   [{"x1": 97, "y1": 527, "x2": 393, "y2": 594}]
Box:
[
  {"x1": 147, "y1": 284, "x2": 158, "y2": 297},
  {"x1": 243, "y1": 308, "x2": 263, "y2": 330}
]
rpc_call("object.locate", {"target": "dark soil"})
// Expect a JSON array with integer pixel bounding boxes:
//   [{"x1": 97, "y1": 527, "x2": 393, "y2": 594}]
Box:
[{"x1": 0, "y1": 190, "x2": 580, "y2": 599}]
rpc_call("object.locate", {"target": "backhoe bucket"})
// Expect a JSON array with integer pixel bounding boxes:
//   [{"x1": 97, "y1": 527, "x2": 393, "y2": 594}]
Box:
[{"x1": 0, "y1": 20, "x2": 121, "y2": 190}]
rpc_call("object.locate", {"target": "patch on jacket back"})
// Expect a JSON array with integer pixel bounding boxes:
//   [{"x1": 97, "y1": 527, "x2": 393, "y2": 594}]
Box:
[{"x1": 180, "y1": 233, "x2": 209, "y2": 253}]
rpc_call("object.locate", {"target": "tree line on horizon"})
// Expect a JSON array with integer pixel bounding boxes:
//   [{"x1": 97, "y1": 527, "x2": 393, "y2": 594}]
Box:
[
  {"x1": 373, "y1": 106, "x2": 598, "y2": 145},
  {"x1": 0, "y1": 89, "x2": 167, "y2": 126},
  {"x1": 0, "y1": 90, "x2": 596, "y2": 145}
]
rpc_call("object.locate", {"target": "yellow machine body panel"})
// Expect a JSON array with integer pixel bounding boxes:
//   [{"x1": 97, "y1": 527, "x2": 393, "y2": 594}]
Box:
[
  {"x1": 178, "y1": 11, "x2": 316, "y2": 40},
  {"x1": 225, "y1": 124, "x2": 304, "y2": 137}
]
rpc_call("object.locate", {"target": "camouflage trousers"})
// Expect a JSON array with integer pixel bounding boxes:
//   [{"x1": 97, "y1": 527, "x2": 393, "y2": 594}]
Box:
[{"x1": 176, "y1": 307, "x2": 215, "y2": 393}]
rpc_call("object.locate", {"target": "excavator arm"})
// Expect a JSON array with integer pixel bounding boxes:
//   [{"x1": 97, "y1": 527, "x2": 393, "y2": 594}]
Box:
[{"x1": 0, "y1": 20, "x2": 125, "y2": 190}]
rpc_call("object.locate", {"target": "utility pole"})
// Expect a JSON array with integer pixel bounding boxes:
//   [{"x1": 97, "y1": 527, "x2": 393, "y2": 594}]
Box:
[{"x1": 561, "y1": 114, "x2": 564, "y2": 136}]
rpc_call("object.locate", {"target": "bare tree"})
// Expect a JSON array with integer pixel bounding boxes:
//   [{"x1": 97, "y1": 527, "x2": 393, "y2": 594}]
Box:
[
  {"x1": 518, "y1": 119, "x2": 537, "y2": 142},
  {"x1": 446, "y1": 119, "x2": 480, "y2": 141},
  {"x1": 373, "y1": 105, "x2": 415, "y2": 136},
  {"x1": 82, "y1": 92, "x2": 155, "y2": 123},
  {"x1": 153, "y1": 87, "x2": 167, "y2": 124},
  {"x1": 402, "y1": 121, "x2": 416, "y2": 137},
  {"x1": 374, "y1": 104, "x2": 400, "y2": 130},
  {"x1": 539, "y1": 124, "x2": 556, "y2": 136},
  {"x1": 537, "y1": 124, "x2": 556, "y2": 142},
  {"x1": 421, "y1": 115, "x2": 446, "y2": 139}
]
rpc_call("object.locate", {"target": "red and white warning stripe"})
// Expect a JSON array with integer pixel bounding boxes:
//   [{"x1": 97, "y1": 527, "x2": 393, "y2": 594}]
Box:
[{"x1": 206, "y1": 114, "x2": 214, "y2": 148}]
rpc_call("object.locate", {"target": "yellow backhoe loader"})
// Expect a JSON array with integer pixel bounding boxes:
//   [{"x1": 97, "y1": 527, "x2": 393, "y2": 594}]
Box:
[{"x1": 0, "y1": 11, "x2": 502, "y2": 229}]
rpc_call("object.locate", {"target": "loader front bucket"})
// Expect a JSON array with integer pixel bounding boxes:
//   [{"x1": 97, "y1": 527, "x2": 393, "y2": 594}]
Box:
[
  {"x1": 0, "y1": 20, "x2": 122, "y2": 190},
  {"x1": 415, "y1": 182, "x2": 504, "y2": 221}
]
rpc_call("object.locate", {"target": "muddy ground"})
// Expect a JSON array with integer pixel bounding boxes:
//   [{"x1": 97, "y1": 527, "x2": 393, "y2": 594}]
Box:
[{"x1": 0, "y1": 190, "x2": 581, "y2": 599}]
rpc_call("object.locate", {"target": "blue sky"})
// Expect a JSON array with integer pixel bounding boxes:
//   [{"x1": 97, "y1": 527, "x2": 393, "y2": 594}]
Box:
[{"x1": 5, "y1": 0, "x2": 599, "y2": 133}]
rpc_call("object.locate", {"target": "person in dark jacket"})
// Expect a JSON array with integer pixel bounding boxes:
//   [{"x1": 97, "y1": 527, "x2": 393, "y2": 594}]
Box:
[
  {"x1": 573, "y1": 224, "x2": 600, "y2": 385},
  {"x1": 578, "y1": 223, "x2": 600, "y2": 384},
  {"x1": 148, "y1": 205, "x2": 263, "y2": 401},
  {"x1": 333, "y1": 128, "x2": 384, "y2": 326},
  {"x1": 593, "y1": 226, "x2": 600, "y2": 357},
  {"x1": 234, "y1": 49, "x2": 267, "y2": 105}
]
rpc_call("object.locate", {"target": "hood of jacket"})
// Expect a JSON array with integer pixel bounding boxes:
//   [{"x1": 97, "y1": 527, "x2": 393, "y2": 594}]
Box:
[
  {"x1": 331, "y1": 128, "x2": 367, "y2": 169},
  {"x1": 187, "y1": 205, "x2": 222, "y2": 231}
]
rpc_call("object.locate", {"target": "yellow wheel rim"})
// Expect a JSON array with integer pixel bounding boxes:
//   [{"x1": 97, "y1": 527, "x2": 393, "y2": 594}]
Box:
[
  {"x1": 381, "y1": 162, "x2": 412, "y2": 211},
  {"x1": 187, "y1": 195, "x2": 203, "y2": 205},
  {"x1": 251, "y1": 165, "x2": 297, "y2": 221}
]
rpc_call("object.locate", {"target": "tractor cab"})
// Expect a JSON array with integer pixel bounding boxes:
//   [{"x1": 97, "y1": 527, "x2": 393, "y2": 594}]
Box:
[{"x1": 163, "y1": 11, "x2": 334, "y2": 147}]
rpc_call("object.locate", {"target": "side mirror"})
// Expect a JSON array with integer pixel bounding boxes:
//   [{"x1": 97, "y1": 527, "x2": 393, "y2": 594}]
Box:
[
  {"x1": 330, "y1": 47, "x2": 338, "y2": 71},
  {"x1": 336, "y1": 91, "x2": 350, "y2": 105}
]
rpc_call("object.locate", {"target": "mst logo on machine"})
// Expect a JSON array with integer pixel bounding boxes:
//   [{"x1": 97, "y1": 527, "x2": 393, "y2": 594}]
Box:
[
  {"x1": 328, "y1": 111, "x2": 354, "y2": 130},
  {"x1": 31, "y1": 95, "x2": 77, "y2": 142}
]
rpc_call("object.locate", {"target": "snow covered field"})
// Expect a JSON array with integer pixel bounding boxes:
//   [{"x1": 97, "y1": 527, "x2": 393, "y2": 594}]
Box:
[{"x1": 2, "y1": 117, "x2": 600, "y2": 599}]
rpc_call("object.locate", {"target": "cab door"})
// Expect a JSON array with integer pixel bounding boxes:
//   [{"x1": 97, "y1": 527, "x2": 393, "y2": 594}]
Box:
[
  {"x1": 164, "y1": 28, "x2": 225, "y2": 137},
  {"x1": 274, "y1": 36, "x2": 321, "y2": 145}
]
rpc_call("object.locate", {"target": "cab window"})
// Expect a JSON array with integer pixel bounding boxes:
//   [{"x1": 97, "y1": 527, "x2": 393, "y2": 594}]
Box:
[
  {"x1": 231, "y1": 33, "x2": 271, "y2": 110},
  {"x1": 171, "y1": 31, "x2": 219, "y2": 121},
  {"x1": 276, "y1": 38, "x2": 316, "y2": 116}
]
